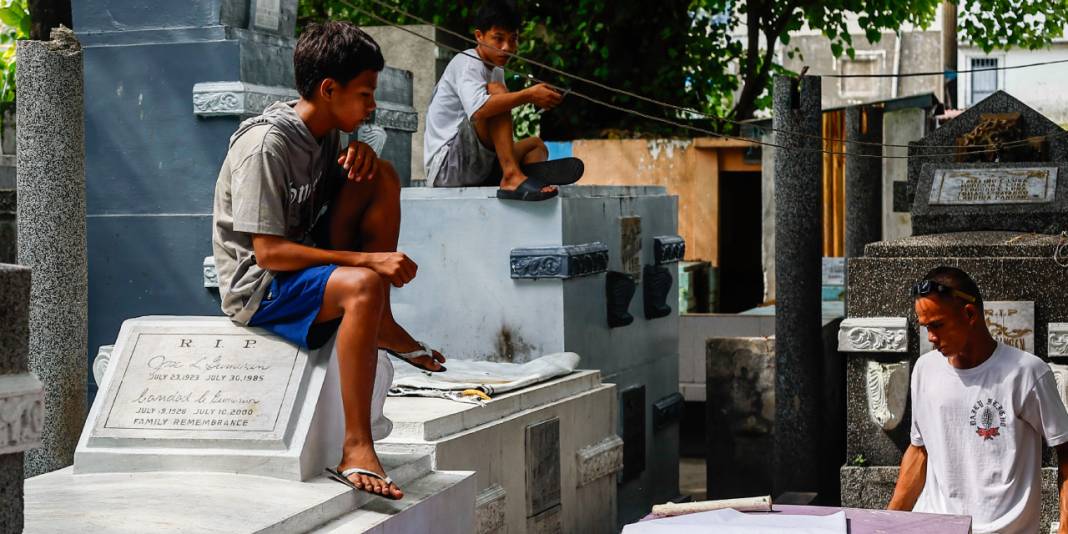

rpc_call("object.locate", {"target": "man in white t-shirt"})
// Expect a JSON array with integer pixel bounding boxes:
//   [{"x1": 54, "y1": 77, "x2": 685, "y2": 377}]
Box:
[
  {"x1": 424, "y1": 0, "x2": 563, "y2": 200},
  {"x1": 888, "y1": 266, "x2": 1068, "y2": 533}
]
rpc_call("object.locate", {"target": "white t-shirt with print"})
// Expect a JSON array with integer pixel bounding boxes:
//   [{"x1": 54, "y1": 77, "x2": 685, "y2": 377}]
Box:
[
  {"x1": 423, "y1": 48, "x2": 505, "y2": 180},
  {"x1": 910, "y1": 343, "x2": 1068, "y2": 534}
]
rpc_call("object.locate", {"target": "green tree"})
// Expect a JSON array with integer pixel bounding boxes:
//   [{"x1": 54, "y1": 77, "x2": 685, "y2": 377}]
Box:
[{"x1": 299, "y1": 0, "x2": 1068, "y2": 138}]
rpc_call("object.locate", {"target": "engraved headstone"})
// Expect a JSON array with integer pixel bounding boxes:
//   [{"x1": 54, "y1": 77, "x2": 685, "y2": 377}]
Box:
[
  {"x1": 908, "y1": 91, "x2": 1068, "y2": 236},
  {"x1": 929, "y1": 168, "x2": 1057, "y2": 205},
  {"x1": 74, "y1": 316, "x2": 393, "y2": 481}
]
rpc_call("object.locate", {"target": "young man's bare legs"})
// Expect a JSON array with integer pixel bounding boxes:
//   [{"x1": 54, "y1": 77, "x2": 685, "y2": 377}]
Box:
[
  {"x1": 314, "y1": 266, "x2": 403, "y2": 498},
  {"x1": 327, "y1": 160, "x2": 445, "y2": 371},
  {"x1": 473, "y1": 83, "x2": 554, "y2": 193}
]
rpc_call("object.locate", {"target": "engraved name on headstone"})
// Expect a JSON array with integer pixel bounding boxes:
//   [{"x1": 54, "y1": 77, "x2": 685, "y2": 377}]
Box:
[
  {"x1": 822, "y1": 257, "x2": 845, "y2": 286},
  {"x1": 920, "y1": 301, "x2": 1035, "y2": 353},
  {"x1": 254, "y1": 0, "x2": 282, "y2": 32},
  {"x1": 929, "y1": 168, "x2": 1057, "y2": 205},
  {"x1": 93, "y1": 328, "x2": 306, "y2": 442}
]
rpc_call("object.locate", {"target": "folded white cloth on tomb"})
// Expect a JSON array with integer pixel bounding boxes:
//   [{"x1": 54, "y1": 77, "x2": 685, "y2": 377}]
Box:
[
  {"x1": 388, "y1": 352, "x2": 580, "y2": 404},
  {"x1": 621, "y1": 509, "x2": 847, "y2": 534}
]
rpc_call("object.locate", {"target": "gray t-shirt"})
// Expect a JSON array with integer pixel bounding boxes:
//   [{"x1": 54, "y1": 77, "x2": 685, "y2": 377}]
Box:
[{"x1": 212, "y1": 101, "x2": 342, "y2": 324}]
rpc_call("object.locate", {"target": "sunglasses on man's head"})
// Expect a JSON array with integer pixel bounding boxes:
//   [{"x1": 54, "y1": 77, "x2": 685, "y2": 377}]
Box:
[{"x1": 910, "y1": 279, "x2": 977, "y2": 304}]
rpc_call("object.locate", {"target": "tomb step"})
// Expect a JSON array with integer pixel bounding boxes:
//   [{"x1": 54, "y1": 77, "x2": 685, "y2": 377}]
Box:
[
  {"x1": 310, "y1": 470, "x2": 477, "y2": 533},
  {"x1": 381, "y1": 369, "x2": 602, "y2": 442},
  {"x1": 24, "y1": 453, "x2": 434, "y2": 533}
]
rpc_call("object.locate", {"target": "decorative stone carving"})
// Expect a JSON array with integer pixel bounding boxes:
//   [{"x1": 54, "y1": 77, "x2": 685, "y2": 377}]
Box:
[
  {"x1": 653, "y1": 235, "x2": 685, "y2": 265},
  {"x1": 0, "y1": 372, "x2": 45, "y2": 454},
  {"x1": 865, "y1": 360, "x2": 910, "y2": 431},
  {"x1": 203, "y1": 255, "x2": 218, "y2": 288},
  {"x1": 576, "y1": 435, "x2": 624, "y2": 487},
  {"x1": 192, "y1": 82, "x2": 298, "y2": 117},
  {"x1": 1049, "y1": 323, "x2": 1068, "y2": 357},
  {"x1": 475, "y1": 484, "x2": 506, "y2": 534},
  {"x1": 838, "y1": 317, "x2": 908, "y2": 353},
  {"x1": 1049, "y1": 363, "x2": 1068, "y2": 410},
  {"x1": 92, "y1": 345, "x2": 114, "y2": 388},
  {"x1": 372, "y1": 101, "x2": 419, "y2": 133},
  {"x1": 510, "y1": 243, "x2": 609, "y2": 280}
]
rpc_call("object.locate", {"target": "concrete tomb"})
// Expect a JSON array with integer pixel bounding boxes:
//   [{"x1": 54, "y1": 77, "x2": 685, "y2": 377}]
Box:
[
  {"x1": 24, "y1": 316, "x2": 476, "y2": 533},
  {"x1": 841, "y1": 91, "x2": 1068, "y2": 533},
  {"x1": 380, "y1": 370, "x2": 620, "y2": 534},
  {"x1": 392, "y1": 185, "x2": 684, "y2": 525}
]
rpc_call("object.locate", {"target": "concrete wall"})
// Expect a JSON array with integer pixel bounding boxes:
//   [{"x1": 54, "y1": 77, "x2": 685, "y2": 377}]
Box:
[
  {"x1": 958, "y1": 41, "x2": 1068, "y2": 125},
  {"x1": 573, "y1": 138, "x2": 760, "y2": 265},
  {"x1": 880, "y1": 107, "x2": 926, "y2": 241},
  {"x1": 362, "y1": 25, "x2": 437, "y2": 184},
  {"x1": 782, "y1": 31, "x2": 944, "y2": 109}
]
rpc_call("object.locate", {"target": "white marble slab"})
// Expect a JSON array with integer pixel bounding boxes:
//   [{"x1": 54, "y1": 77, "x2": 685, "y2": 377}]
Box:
[
  {"x1": 929, "y1": 167, "x2": 1057, "y2": 205},
  {"x1": 838, "y1": 317, "x2": 908, "y2": 353},
  {"x1": 76, "y1": 316, "x2": 375, "y2": 481},
  {"x1": 24, "y1": 455, "x2": 475, "y2": 534}
]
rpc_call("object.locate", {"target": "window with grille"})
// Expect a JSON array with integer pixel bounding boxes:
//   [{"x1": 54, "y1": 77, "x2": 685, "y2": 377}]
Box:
[{"x1": 971, "y1": 57, "x2": 999, "y2": 104}]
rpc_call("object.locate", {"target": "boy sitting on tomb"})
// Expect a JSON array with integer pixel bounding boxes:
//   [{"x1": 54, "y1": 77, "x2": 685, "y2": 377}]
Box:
[
  {"x1": 212, "y1": 21, "x2": 446, "y2": 500},
  {"x1": 424, "y1": 0, "x2": 581, "y2": 200}
]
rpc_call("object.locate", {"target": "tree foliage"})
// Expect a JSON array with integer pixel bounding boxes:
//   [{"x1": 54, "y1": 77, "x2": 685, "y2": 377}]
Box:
[{"x1": 299, "y1": 0, "x2": 1068, "y2": 138}]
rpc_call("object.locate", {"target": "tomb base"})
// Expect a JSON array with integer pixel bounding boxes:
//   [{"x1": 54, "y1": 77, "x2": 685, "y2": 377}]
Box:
[
  {"x1": 377, "y1": 370, "x2": 621, "y2": 534},
  {"x1": 24, "y1": 455, "x2": 476, "y2": 533}
]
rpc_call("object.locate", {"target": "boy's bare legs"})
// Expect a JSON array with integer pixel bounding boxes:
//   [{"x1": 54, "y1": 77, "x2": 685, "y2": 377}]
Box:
[
  {"x1": 328, "y1": 160, "x2": 445, "y2": 371},
  {"x1": 473, "y1": 84, "x2": 555, "y2": 194},
  {"x1": 314, "y1": 266, "x2": 403, "y2": 498}
]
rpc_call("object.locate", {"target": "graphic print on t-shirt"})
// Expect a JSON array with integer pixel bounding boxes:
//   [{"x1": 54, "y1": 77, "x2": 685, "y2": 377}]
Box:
[{"x1": 970, "y1": 398, "x2": 1008, "y2": 441}]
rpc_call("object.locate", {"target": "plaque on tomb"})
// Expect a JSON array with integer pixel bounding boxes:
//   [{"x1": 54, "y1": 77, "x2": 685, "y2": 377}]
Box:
[
  {"x1": 96, "y1": 331, "x2": 303, "y2": 439},
  {"x1": 525, "y1": 418, "x2": 561, "y2": 517},
  {"x1": 620, "y1": 216, "x2": 642, "y2": 279},
  {"x1": 822, "y1": 257, "x2": 845, "y2": 286},
  {"x1": 253, "y1": 0, "x2": 282, "y2": 31},
  {"x1": 929, "y1": 168, "x2": 1057, "y2": 205},
  {"x1": 77, "y1": 317, "x2": 343, "y2": 480},
  {"x1": 920, "y1": 301, "x2": 1035, "y2": 354}
]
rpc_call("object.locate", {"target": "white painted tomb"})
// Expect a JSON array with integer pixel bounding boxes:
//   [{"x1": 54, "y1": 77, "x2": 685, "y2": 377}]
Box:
[
  {"x1": 24, "y1": 316, "x2": 476, "y2": 533},
  {"x1": 378, "y1": 369, "x2": 622, "y2": 534}
]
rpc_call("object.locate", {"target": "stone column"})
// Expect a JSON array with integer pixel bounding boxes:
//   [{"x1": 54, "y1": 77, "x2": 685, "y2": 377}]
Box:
[
  {"x1": 845, "y1": 105, "x2": 884, "y2": 258},
  {"x1": 0, "y1": 264, "x2": 44, "y2": 533},
  {"x1": 15, "y1": 28, "x2": 86, "y2": 477},
  {"x1": 772, "y1": 75, "x2": 823, "y2": 495}
]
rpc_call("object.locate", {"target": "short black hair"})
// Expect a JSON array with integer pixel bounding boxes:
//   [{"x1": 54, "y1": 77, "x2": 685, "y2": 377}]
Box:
[
  {"x1": 475, "y1": 0, "x2": 521, "y2": 33},
  {"x1": 294, "y1": 21, "x2": 385, "y2": 100},
  {"x1": 919, "y1": 266, "x2": 984, "y2": 311}
]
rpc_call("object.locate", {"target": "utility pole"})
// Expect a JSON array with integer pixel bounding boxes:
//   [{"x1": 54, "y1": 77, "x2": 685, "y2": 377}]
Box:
[{"x1": 942, "y1": 2, "x2": 958, "y2": 108}]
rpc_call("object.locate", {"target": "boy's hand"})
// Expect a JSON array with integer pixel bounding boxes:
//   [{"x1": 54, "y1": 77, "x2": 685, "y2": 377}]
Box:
[
  {"x1": 363, "y1": 252, "x2": 418, "y2": 288},
  {"x1": 337, "y1": 141, "x2": 378, "y2": 182},
  {"x1": 525, "y1": 83, "x2": 563, "y2": 111}
]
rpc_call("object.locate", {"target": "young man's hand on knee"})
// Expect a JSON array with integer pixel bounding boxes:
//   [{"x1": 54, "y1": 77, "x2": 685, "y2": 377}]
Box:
[{"x1": 337, "y1": 140, "x2": 378, "y2": 182}]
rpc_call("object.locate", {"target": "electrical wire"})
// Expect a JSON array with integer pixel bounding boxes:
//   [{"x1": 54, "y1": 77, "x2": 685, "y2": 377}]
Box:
[{"x1": 339, "y1": 0, "x2": 1066, "y2": 160}]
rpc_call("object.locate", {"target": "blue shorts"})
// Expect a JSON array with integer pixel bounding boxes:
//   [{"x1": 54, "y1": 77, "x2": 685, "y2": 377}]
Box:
[{"x1": 249, "y1": 264, "x2": 340, "y2": 350}]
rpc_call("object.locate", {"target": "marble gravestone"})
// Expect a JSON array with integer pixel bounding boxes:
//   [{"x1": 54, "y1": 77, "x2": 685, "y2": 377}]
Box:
[
  {"x1": 76, "y1": 316, "x2": 391, "y2": 481},
  {"x1": 842, "y1": 91, "x2": 1068, "y2": 533}
]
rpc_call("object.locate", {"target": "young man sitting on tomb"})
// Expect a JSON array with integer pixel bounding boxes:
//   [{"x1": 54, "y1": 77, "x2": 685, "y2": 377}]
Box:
[
  {"x1": 424, "y1": 0, "x2": 579, "y2": 200},
  {"x1": 212, "y1": 22, "x2": 446, "y2": 500},
  {"x1": 888, "y1": 266, "x2": 1068, "y2": 534}
]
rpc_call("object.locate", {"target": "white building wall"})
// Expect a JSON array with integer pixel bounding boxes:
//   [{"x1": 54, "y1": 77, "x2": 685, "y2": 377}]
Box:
[{"x1": 959, "y1": 39, "x2": 1068, "y2": 125}]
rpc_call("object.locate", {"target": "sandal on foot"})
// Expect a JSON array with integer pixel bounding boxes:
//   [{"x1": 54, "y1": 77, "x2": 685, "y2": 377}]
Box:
[
  {"x1": 380, "y1": 341, "x2": 447, "y2": 373},
  {"x1": 496, "y1": 176, "x2": 558, "y2": 201},
  {"x1": 324, "y1": 467, "x2": 402, "y2": 500},
  {"x1": 520, "y1": 157, "x2": 585, "y2": 186}
]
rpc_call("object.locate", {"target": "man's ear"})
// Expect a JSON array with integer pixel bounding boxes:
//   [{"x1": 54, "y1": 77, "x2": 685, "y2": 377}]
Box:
[
  {"x1": 474, "y1": 29, "x2": 484, "y2": 42},
  {"x1": 963, "y1": 302, "x2": 981, "y2": 326}
]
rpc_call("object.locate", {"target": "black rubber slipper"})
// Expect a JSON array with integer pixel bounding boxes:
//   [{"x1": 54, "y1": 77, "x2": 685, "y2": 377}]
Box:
[
  {"x1": 496, "y1": 176, "x2": 559, "y2": 201},
  {"x1": 520, "y1": 157, "x2": 585, "y2": 186}
]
